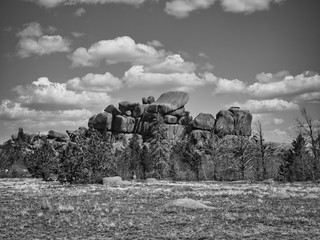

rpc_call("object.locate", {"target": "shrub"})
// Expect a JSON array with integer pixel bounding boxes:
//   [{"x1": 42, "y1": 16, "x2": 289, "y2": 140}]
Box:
[{"x1": 24, "y1": 140, "x2": 59, "y2": 181}]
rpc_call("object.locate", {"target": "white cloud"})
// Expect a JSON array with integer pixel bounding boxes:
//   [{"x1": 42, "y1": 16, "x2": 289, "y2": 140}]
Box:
[
  {"x1": 164, "y1": 0, "x2": 284, "y2": 18},
  {"x1": 220, "y1": 0, "x2": 284, "y2": 13},
  {"x1": 202, "y1": 72, "x2": 246, "y2": 95},
  {"x1": 293, "y1": 91, "x2": 320, "y2": 104},
  {"x1": 255, "y1": 70, "x2": 289, "y2": 83},
  {"x1": 147, "y1": 40, "x2": 164, "y2": 48},
  {"x1": 13, "y1": 77, "x2": 112, "y2": 111},
  {"x1": 228, "y1": 99, "x2": 299, "y2": 113},
  {"x1": 70, "y1": 36, "x2": 165, "y2": 67},
  {"x1": 74, "y1": 7, "x2": 86, "y2": 16},
  {"x1": 248, "y1": 71, "x2": 320, "y2": 98},
  {"x1": 123, "y1": 65, "x2": 214, "y2": 90},
  {"x1": 66, "y1": 72, "x2": 122, "y2": 92},
  {"x1": 165, "y1": 0, "x2": 216, "y2": 18},
  {"x1": 145, "y1": 54, "x2": 197, "y2": 74},
  {"x1": 17, "y1": 22, "x2": 71, "y2": 58},
  {"x1": 17, "y1": 22, "x2": 43, "y2": 38},
  {"x1": 27, "y1": 0, "x2": 146, "y2": 8},
  {"x1": 0, "y1": 99, "x2": 91, "y2": 122}
]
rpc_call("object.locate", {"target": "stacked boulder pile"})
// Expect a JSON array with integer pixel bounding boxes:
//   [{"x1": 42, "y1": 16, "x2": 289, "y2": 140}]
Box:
[{"x1": 88, "y1": 91, "x2": 253, "y2": 142}]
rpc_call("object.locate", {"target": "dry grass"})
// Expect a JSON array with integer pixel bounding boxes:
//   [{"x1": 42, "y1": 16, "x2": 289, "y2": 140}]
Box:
[{"x1": 0, "y1": 178, "x2": 320, "y2": 239}]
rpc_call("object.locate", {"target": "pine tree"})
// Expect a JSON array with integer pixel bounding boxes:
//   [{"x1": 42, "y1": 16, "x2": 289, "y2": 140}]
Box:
[{"x1": 150, "y1": 114, "x2": 171, "y2": 179}]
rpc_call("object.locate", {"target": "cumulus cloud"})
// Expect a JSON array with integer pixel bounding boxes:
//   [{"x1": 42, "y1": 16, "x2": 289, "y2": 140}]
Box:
[
  {"x1": 123, "y1": 65, "x2": 215, "y2": 91},
  {"x1": 202, "y1": 72, "x2": 246, "y2": 95},
  {"x1": 293, "y1": 91, "x2": 320, "y2": 103},
  {"x1": 27, "y1": 0, "x2": 146, "y2": 8},
  {"x1": 0, "y1": 99, "x2": 91, "y2": 122},
  {"x1": 70, "y1": 36, "x2": 165, "y2": 67},
  {"x1": 220, "y1": 0, "x2": 284, "y2": 13},
  {"x1": 165, "y1": 0, "x2": 216, "y2": 18},
  {"x1": 66, "y1": 72, "x2": 122, "y2": 92},
  {"x1": 164, "y1": 0, "x2": 284, "y2": 18},
  {"x1": 145, "y1": 54, "x2": 197, "y2": 74},
  {"x1": 228, "y1": 99, "x2": 299, "y2": 113},
  {"x1": 248, "y1": 71, "x2": 320, "y2": 99},
  {"x1": 74, "y1": 7, "x2": 86, "y2": 16},
  {"x1": 255, "y1": 70, "x2": 289, "y2": 83},
  {"x1": 13, "y1": 77, "x2": 112, "y2": 111},
  {"x1": 17, "y1": 22, "x2": 71, "y2": 58}
]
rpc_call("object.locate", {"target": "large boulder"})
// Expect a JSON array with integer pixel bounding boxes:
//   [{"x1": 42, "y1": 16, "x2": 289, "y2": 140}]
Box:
[
  {"x1": 142, "y1": 96, "x2": 155, "y2": 104},
  {"x1": 165, "y1": 115, "x2": 177, "y2": 124},
  {"x1": 228, "y1": 107, "x2": 252, "y2": 136},
  {"x1": 104, "y1": 104, "x2": 121, "y2": 116},
  {"x1": 113, "y1": 115, "x2": 127, "y2": 132},
  {"x1": 119, "y1": 101, "x2": 140, "y2": 114},
  {"x1": 88, "y1": 114, "x2": 96, "y2": 128},
  {"x1": 215, "y1": 110, "x2": 234, "y2": 136},
  {"x1": 193, "y1": 113, "x2": 215, "y2": 131},
  {"x1": 113, "y1": 116, "x2": 136, "y2": 133},
  {"x1": 47, "y1": 130, "x2": 69, "y2": 142},
  {"x1": 168, "y1": 107, "x2": 187, "y2": 117},
  {"x1": 146, "y1": 91, "x2": 190, "y2": 114},
  {"x1": 132, "y1": 104, "x2": 148, "y2": 118},
  {"x1": 93, "y1": 112, "x2": 113, "y2": 130}
]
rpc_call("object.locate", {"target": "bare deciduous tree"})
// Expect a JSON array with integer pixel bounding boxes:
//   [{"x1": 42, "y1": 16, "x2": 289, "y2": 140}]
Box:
[{"x1": 296, "y1": 108, "x2": 320, "y2": 181}]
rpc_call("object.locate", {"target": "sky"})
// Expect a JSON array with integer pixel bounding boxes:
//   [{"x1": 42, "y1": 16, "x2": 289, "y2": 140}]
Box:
[{"x1": 0, "y1": 0, "x2": 320, "y2": 144}]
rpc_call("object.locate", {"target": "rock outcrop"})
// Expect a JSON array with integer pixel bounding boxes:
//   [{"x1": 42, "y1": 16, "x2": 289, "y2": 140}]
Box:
[
  {"x1": 215, "y1": 107, "x2": 252, "y2": 136},
  {"x1": 87, "y1": 91, "x2": 253, "y2": 142}
]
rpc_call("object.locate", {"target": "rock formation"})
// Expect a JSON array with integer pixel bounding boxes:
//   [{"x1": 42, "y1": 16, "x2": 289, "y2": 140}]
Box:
[{"x1": 87, "y1": 91, "x2": 253, "y2": 142}]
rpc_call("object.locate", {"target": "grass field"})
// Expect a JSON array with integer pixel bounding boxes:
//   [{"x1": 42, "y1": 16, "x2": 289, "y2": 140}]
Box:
[{"x1": 1, "y1": 178, "x2": 320, "y2": 239}]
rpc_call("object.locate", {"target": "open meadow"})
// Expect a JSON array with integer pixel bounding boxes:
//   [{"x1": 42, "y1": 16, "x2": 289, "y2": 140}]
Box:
[{"x1": 1, "y1": 178, "x2": 320, "y2": 240}]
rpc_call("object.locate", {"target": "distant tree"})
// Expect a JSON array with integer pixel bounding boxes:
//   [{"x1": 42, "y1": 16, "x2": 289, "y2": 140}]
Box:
[
  {"x1": 279, "y1": 133, "x2": 311, "y2": 181},
  {"x1": 202, "y1": 133, "x2": 228, "y2": 180},
  {"x1": 118, "y1": 134, "x2": 143, "y2": 179},
  {"x1": 231, "y1": 135, "x2": 255, "y2": 180},
  {"x1": 296, "y1": 108, "x2": 320, "y2": 181}
]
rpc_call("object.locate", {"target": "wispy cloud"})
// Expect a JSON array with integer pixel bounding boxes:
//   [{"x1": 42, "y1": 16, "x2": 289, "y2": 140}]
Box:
[
  {"x1": 228, "y1": 99, "x2": 299, "y2": 113},
  {"x1": 27, "y1": 0, "x2": 146, "y2": 8}
]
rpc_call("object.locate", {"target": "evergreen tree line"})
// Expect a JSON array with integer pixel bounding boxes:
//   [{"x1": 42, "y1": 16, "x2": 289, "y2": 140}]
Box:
[{"x1": 0, "y1": 110, "x2": 319, "y2": 183}]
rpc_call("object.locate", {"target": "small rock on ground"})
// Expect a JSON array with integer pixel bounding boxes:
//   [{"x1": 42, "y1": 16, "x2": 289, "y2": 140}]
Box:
[{"x1": 163, "y1": 198, "x2": 214, "y2": 210}]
